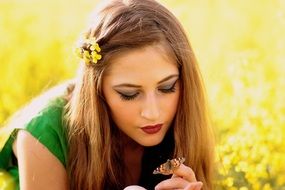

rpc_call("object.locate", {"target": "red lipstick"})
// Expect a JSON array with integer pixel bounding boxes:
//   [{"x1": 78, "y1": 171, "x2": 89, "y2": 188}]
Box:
[{"x1": 141, "y1": 124, "x2": 162, "y2": 134}]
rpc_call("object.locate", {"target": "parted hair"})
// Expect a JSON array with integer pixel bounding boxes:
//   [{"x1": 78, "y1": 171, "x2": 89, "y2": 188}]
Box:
[{"x1": 65, "y1": 0, "x2": 214, "y2": 189}]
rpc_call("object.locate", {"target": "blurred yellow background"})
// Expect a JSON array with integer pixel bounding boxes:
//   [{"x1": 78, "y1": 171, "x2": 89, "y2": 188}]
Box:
[{"x1": 0, "y1": 0, "x2": 284, "y2": 189}]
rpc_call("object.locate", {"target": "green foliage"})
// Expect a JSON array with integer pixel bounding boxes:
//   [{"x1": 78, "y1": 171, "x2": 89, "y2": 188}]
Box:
[
  {"x1": 0, "y1": 0, "x2": 285, "y2": 189},
  {"x1": 0, "y1": 170, "x2": 16, "y2": 190}
]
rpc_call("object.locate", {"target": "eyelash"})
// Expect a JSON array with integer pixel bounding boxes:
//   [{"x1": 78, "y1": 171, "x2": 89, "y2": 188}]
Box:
[{"x1": 118, "y1": 83, "x2": 177, "y2": 101}]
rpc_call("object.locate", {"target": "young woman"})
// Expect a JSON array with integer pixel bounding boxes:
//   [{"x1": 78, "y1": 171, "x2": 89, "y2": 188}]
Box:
[{"x1": 0, "y1": 0, "x2": 214, "y2": 189}]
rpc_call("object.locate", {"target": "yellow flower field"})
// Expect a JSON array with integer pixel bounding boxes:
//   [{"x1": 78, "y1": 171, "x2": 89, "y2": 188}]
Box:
[{"x1": 0, "y1": 0, "x2": 284, "y2": 189}]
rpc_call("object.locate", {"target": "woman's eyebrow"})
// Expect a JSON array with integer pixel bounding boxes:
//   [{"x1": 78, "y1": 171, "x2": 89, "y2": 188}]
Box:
[{"x1": 112, "y1": 74, "x2": 179, "y2": 88}]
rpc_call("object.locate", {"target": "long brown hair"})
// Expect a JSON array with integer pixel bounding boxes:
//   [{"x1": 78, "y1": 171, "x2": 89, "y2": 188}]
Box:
[{"x1": 65, "y1": 0, "x2": 214, "y2": 189}]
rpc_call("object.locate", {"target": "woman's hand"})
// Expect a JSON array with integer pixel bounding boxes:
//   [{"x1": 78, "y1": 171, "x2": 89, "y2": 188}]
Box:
[{"x1": 154, "y1": 164, "x2": 203, "y2": 190}]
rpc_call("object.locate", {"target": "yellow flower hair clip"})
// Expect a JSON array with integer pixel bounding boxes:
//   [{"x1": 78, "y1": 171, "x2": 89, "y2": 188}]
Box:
[{"x1": 75, "y1": 37, "x2": 102, "y2": 65}]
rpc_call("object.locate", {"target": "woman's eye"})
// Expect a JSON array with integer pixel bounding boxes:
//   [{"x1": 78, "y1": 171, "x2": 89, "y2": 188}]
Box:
[
  {"x1": 159, "y1": 83, "x2": 176, "y2": 93},
  {"x1": 118, "y1": 92, "x2": 139, "y2": 101}
]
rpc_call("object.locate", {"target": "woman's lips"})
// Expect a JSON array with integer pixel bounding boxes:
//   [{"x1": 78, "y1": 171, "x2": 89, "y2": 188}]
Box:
[{"x1": 141, "y1": 124, "x2": 163, "y2": 134}]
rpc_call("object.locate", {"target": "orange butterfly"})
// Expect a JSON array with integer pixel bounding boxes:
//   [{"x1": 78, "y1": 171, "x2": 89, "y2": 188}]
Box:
[{"x1": 153, "y1": 157, "x2": 185, "y2": 175}]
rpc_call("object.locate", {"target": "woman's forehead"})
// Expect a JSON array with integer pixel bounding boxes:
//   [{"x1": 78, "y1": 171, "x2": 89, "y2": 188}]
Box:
[{"x1": 103, "y1": 45, "x2": 178, "y2": 84}]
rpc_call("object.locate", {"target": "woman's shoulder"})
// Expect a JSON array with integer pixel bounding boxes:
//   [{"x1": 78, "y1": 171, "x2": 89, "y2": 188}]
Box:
[
  {"x1": 14, "y1": 129, "x2": 69, "y2": 189},
  {"x1": 23, "y1": 96, "x2": 69, "y2": 167},
  {"x1": 0, "y1": 84, "x2": 71, "y2": 184},
  {"x1": 8, "y1": 82, "x2": 72, "y2": 167}
]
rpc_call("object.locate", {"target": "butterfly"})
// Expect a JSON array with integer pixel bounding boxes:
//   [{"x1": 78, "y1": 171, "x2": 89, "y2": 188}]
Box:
[{"x1": 153, "y1": 157, "x2": 185, "y2": 175}]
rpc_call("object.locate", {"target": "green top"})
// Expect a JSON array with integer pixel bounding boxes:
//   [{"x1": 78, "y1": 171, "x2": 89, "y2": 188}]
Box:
[{"x1": 0, "y1": 97, "x2": 68, "y2": 190}]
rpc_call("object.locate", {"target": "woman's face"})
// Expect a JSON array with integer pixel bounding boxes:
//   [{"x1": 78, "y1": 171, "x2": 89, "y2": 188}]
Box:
[{"x1": 102, "y1": 44, "x2": 180, "y2": 147}]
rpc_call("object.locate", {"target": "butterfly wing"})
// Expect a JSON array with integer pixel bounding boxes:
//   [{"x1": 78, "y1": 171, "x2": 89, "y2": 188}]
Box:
[{"x1": 153, "y1": 157, "x2": 185, "y2": 175}]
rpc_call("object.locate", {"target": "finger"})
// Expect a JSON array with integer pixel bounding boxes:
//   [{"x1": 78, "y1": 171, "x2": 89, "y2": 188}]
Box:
[
  {"x1": 185, "y1": 181, "x2": 203, "y2": 190},
  {"x1": 172, "y1": 164, "x2": 196, "y2": 182},
  {"x1": 195, "y1": 182, "x2": 203, "y2": 190},
  {"x1": 155, "y1": 177, "x2": 188, "y2": 190},
  {"x1": 189, "y1": 181, "x2": 203, "y2": 190}
]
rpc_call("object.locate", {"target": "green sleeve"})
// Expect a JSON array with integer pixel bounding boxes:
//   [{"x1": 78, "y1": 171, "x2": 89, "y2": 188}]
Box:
[
  {"x1": 0, "y1": 97, "x2": 68, "y2": 190},
  {"x1": 25, "y1": 97, "x2": 68, "y2": 167}
]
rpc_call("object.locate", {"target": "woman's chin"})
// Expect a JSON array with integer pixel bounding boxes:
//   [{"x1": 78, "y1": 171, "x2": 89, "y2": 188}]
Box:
[{"x1": 137, "y1": 136, "x2": 164, "y2": 147}]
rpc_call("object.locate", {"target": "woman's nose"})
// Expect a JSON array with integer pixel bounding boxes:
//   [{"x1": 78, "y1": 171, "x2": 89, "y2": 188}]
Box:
[{"x1": 140, "y1": 93, "x2": 160, "y2": 121}]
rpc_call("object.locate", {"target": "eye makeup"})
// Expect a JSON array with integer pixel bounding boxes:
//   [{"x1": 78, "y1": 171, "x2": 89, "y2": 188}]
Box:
[
  {"x1": 116, "y1": 91, "x2": 139, "y2": 101},
  {"x1": 158, "y1": 79, "x2": 178, "y2": 93},
  {"x1": 115, "y1": 79, "x2": 179, "y2": 101}
]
